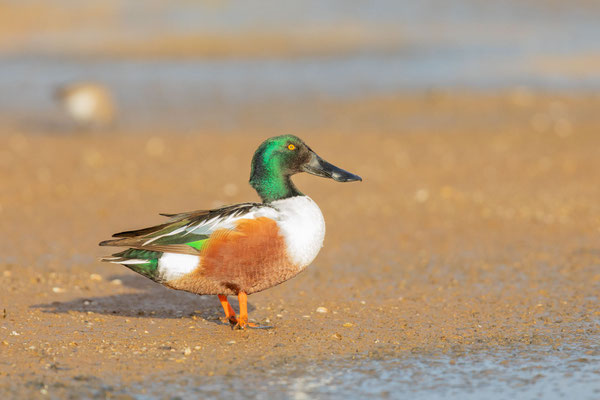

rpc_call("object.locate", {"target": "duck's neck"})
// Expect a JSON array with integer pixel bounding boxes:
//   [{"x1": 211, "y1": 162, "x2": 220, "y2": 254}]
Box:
[{"x1": 250, "y1": 167, "x2": 303, "y2": 203}]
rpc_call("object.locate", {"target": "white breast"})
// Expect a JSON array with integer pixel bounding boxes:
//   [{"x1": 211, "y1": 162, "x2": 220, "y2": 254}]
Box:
[{"x1": 271, "y1": 196, "x2": 326, "y2": 268}]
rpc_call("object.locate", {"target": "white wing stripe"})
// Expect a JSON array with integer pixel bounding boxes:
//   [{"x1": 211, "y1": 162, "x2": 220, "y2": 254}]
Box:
[
  {"x1": 142, "y1": 225, "x2": 187, "y2": 246},
  {"x1": 114, "y1": 259, "x2": 150, "y2": 265},
  {"x1": 142, "y1": 205, "x2": 278, "y2": 246}
]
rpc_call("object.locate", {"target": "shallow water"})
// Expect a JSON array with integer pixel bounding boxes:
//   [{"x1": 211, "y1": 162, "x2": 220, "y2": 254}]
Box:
[
  {"x1": 2, "y1": 0, "x2": 600, "y2": 130},
  {"x1": 99, "y1": 345, "x2": 600, "y2": 399}
]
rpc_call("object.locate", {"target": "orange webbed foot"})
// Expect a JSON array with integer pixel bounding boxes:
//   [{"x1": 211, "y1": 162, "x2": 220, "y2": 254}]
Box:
[
  {"x1": 232, "y1": 291, "x2": 273, "y2": 330},
  {"x1": 233, "y1": 319, "x2": 273, "y2": 330},
  {"x1": 217, "y1": 294, "x2": 238, "y2": 326}
]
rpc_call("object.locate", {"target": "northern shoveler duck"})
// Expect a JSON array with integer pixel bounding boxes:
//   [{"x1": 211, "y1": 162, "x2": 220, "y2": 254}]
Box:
[{"x1": 100, "y1": 135, "x2": 361, "y2": 329}]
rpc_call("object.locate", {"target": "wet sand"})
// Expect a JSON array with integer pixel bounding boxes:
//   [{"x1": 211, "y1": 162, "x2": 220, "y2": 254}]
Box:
[{"x1": 1, "y1": 92, "x2": 600, "y2": 397}]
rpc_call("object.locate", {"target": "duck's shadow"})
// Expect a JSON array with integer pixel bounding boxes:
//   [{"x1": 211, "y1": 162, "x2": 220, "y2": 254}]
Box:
[{"x1": 31, "y1": 274, "x2": 255, "y2": 324}]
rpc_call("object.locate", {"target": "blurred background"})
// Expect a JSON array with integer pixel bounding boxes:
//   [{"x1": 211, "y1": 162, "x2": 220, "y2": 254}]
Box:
[
  {"x1": 2, "y1": 1, "x2": 600, "y2": 399},
  {"x1": 2, "y1": 0, "x2": 600, "y2": 133}
]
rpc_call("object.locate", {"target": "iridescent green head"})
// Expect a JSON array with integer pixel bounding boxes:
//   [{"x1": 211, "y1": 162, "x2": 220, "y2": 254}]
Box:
[{"x1": 249, "y1": 134, "x2": 362, "y2": 203}]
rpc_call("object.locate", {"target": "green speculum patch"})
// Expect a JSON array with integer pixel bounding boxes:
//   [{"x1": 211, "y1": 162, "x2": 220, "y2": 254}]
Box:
[
  {"x1": 186, "y1": 238, "x2": 209, "y2": 250},
  {"x1": 113, "y1": 248, "x2": 162, "y2": 280}
]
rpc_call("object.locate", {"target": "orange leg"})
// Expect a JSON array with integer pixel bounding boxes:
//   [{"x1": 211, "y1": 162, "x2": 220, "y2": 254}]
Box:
[
  {"x1": 217, "y1": 295, "x2": 237, "y2": 325},
  {"x1": 235, "y1": 291, "x2": 261, "y2": 329}
]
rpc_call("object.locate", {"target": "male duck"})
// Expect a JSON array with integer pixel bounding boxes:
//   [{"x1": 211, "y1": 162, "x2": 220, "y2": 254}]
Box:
[{"x1": 100, "y1": 135, "x2": 361, "y2": 329}]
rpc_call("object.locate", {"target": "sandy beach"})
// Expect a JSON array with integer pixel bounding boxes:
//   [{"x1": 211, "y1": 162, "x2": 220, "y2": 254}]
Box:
[
  {"x1": 2, "y1": 0, "x2": 600, "y2": 397},
  {"x1": 1, "y1": 91, "x2": 599, "y2": 397}
]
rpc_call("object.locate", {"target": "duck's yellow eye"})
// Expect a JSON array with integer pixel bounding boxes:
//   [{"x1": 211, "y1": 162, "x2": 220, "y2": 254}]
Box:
[{"x1": 287, "y1": 144, "x2": 296, "y2": 150}]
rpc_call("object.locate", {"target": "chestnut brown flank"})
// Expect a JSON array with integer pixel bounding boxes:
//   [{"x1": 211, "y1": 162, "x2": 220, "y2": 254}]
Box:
[{"x1": 167, "y1": 217, "x2": 300, "y2": 295}]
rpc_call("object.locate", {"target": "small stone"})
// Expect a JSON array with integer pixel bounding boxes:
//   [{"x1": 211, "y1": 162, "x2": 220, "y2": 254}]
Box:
[
  {"x1": 194, "y1": 346, "x2": 201, "y2": 350},
  {"x1": 302, "y1": 315, "x2": 311, "y2": 319},
  {"x1": 227, "y1": 340, "x2": 236, "y2": 345},
  {"x1": 52, "y1": 287, "x2": 65, "y2": 293},
  {"x1": 332, "y1": 333, "x2": 342, "y2": 340},
  {"x1": 316, "y1": 307, "x2": 328, "y2": 313},
  {"x1": 343, "y1": 322, "x2": 354, "y2": 328},
  {"x1": 89, "y1": 274, "x2": 102, "y2": 281},
  {"x1": 110, "y1": 279, "x2": 122, "y2": 286},
  {"x1": 183, "y1": 347, "x2": 192, "y2": 356},
  {"x1": 10, "y1": 331, "x2": 20, "y2": 336},
  {"x1": 360, "y1": 300, "x2": 366, "y2": 305}
]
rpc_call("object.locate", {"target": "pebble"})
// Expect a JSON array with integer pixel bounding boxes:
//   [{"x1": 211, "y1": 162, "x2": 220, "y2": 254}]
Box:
[
  {"x1": 343, "y1": 322, "x2": 354, "y2": 328},
  {"x1": 332, "y1": 333, "x2": 342, "y2": 340},
  {"x1": 110, "y1": 279, "x2": 123, "y2": 286},
  {"x1": 52, "y1": 287, "x2": 65, "y2": 293},
  {"x1": 89, "y1": 274, "x2": 102, "y2": 281},
  {"x1": 316, "y1": 307, "x2": 328, "y2": 313},
  {"x1": 227, "y1": 340, "x2": 236, "y2": 345},
  {"x1": 183, "y1": 347, "x2": 192, "y2": 356}
]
